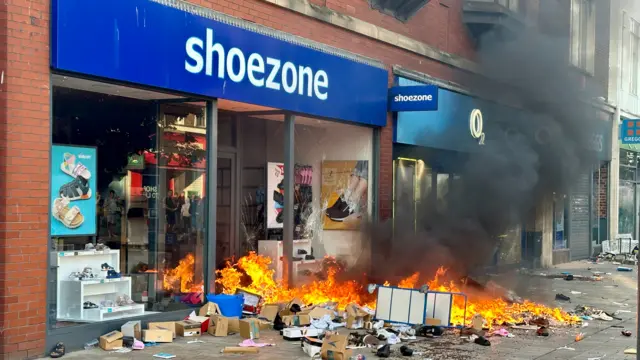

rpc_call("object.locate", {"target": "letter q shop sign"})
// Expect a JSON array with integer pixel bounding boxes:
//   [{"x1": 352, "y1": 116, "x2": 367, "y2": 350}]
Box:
[{"x1": 388, "y1": 85, "x2": 438, "y2": 112}]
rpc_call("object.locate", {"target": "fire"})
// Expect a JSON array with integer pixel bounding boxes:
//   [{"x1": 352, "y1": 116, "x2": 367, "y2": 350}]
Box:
[
  {"x1": 162, "y1": 253, "x2": 204, "y2": 293},
  {"x1": 164, "y1": 252, "x2": 577, "y2": 327}
]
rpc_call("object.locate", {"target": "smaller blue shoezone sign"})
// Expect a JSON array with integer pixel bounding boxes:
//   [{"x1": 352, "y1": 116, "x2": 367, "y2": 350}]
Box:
[
  {"x1": 388, "y1": 85, "x2": 438, "y2": 112},
  {"x1": 51, "y1": 0, "x2": 388, "y2": 126}
]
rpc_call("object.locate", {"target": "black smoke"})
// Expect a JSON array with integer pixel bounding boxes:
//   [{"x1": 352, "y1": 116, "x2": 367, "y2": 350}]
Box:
[{"x1": 366, "y1": 11, "x2": 605, "y2": 282}]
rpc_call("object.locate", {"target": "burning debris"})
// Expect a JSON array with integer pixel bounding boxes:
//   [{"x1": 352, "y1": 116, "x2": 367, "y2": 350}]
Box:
[{"x1": 212, "y1": 252, "x2": 578, "y2": 328}]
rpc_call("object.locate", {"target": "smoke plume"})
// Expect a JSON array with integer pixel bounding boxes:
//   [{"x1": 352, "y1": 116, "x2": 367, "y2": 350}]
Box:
[{"x1": 367, "y1": 11, "x2": 605, "y2": 282}]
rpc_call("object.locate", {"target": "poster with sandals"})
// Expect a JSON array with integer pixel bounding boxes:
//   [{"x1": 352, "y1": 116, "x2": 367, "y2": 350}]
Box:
[
  {"x1": 50, "y1": 144, "x2": 97, "y2": 236},
  {"x1": 322, "y1": 160, "x2": 368, "y2": 230}
]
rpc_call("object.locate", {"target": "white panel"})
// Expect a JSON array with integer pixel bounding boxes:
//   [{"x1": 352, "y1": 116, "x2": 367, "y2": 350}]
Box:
[
  {"x1": 408, "y1": 291, "x2": 426, "y2": 324},
  {"x1": 389, "y1": 289, "x2": 412, "y2": 323},
  {"x1": 433, "y1": 293, "x2": 452, "y2": 326},
  {"x1": 375, "y1": 287, "x2": 393, "y2": 321},
  {"x1": 425, "y1": 292, "x2": 436, "y2": 317}
]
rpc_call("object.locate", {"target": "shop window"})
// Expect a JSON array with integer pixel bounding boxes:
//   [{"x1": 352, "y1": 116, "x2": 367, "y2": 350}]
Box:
[
  {"x1": 570, "y1": 0, "x2": 595, "y2": 73},
  {"x1": 553, "y1": 195, "x2": 568, "y2": 249},
  {"x1": 50, "y1": 79, "x2": 206, "y2": 328}
]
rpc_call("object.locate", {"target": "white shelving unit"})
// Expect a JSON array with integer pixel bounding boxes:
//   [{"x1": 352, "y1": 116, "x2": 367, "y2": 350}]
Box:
[
  {"x1": 258, "y1": 239, "x2": 320, "y2": 285},
  {"x1": 53, "y1": 250, "x2": 145, "y2": 323}
]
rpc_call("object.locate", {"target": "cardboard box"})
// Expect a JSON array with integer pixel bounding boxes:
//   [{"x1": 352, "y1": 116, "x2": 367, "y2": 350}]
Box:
[
  {"x1": 208, "y1": 315, "x2": 229, "y2": 337},
  {"x1": 283, "y1": 327, "x2": 325, "y2": 340},
  {"x1": 236, "y1": 288, "x2": 262, "y2": 314},
  {"x1": 302, "y1": 337, "x2": 323, "y2": 358},
  {"x1": 279, "y1": 298, "x2": 304, "y2": 317},
  {"x1": 99, "y1": 330, "x2": 124, "y2": 350},
  {"x1": 239, "y1": 318, "x2": 260, "y2": 339},
  {"x1": 143, "y1": 329, "x2": 173, "y2": 343},
  {"x1": 256, "y1": 319, "x2": 272, "y2": 330},
  {"x1": 282, "y1": 314, "x2": 311, "y2": 327},
  {"x1": 259, "y1": 304, "x2": 281, "y2": 322},
  {"x1": 176, "y1": 320, "x2": 202, "y2": 337},
  {"x1": 186, "y1": 314, "x2": 210, "y2": 334},
  {"x1": 345, "y1": 304, "x2": 372, "y2": 329},
  {"x1": 121, "y1": 321, "x2": 141, "y2": 339},
  {"x1": 148, "y1": 322, "x2": 177, "y2": 338},
  {"x1": 305, "y1": 307, "x2": 335, "y2": 320},
  {"x1": 199, "y1": 302, "x2": 222, "y2": 317},
  {"x1": 320, "y1": 333, "x2": 352, "y2": 360},
  {"x1": 227, "y1": 317, "x2": 241, "y2": 333},
  {"x1": 426, "y1": 317, "x2": 443, "y2": 327}
]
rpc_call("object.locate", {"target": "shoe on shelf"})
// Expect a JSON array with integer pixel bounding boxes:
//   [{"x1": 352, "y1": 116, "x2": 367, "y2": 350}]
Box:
[
  {"x1": 85, "y1": 243, "x2": 95, "y2": 251},
  {"x1": 107, "y1": 269, "x2": 121, "y2": 279},
  {"x1": 101, "y1": 263, "x2": 114, "y2": 271}
]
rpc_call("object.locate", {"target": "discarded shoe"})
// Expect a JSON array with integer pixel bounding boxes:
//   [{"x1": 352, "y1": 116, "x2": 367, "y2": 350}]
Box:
[
  {"x1": 49, "y1": 342, "x2": 65, "y2": 358},
  {"x1": 555, "y1": 293, "x2": 570, "y2": 302},
  {"x1": 363, "y1": 334, "x2": 382, "y2": 347},
  {"x1": 400, "y1": 345, "x2": 414, "y2": 356},
  {"x1": 376, "y1": 344, "x2": 391, "y2": 358},
  {"x1": 564, "y1": 274, "x2": 574, "y2": 281},
  {"x1": 273, "y1": 314, "x2": 285, "y2": 331},
  {"x1": 536, "y1": 327, "x2": 550, "y2": 337},
  {"x1": 474, "y1": 336, "x2": 491, "y2": 346},
  {"x1": 622, "y1": 330, "x2": 632, "y2": 337}
]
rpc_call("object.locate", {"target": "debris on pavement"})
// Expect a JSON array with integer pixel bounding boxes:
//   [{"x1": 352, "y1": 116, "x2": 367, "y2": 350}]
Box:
[
  {"x1": 624, "y1": 348, "x2": 637, "y2": 355},
  {"x1": 536, "y1": 327, "x2": 549, "y2": 337},
  {"x1": 473, "y1": 336, "x2": 491, "y2": 346},
  {"x1": 575, "y1": 332, "x2": 585, "y2": 342},
  {"x1": 221, "y1": 346, "x2": 259, "y2": 354},
  {"x1": 622, "y1": 330, "x2": 632, "y2": 337},
  {"x1": 555, "y1": 293, "x2": 571, "y2": 301},
  {"x1": 616, "y1": 266, "x2": 633, "y2": 272},
  {"x1": 557, "y1": 346, "x2": 576, "y2": 351}
]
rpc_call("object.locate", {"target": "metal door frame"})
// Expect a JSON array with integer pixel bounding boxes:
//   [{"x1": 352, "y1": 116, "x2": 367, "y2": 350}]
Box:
[{"x1": 216, "y1": 151, "x2": 239, "y2": 263}]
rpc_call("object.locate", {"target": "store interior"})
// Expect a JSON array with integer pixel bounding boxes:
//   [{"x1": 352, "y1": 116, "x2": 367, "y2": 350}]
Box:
[{"x1": 49, "y1": 75, "x2": 373, "y2": 328}]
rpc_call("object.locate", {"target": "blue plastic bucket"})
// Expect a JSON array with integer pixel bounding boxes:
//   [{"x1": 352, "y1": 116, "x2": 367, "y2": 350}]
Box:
[{"x1": 206, "y1": 294, "x2": 244, "y2": 318}]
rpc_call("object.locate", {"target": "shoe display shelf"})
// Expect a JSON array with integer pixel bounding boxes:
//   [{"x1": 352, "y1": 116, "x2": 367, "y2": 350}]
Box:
[
  {"x1": 53, "y1": 249, "x2": 145, "y2": 323},
  {"x1": 258, "y1": 239, "x2": 320, "y2": 285}
]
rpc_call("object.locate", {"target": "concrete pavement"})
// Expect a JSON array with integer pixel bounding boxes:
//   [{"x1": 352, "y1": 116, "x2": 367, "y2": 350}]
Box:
[{"x1": 42, "y1": 260, "x2": 639, "y2": 360}]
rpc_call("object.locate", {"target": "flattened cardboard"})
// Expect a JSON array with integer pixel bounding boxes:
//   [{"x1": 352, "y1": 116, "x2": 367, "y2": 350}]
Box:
[
  {"x1": 259, "y1": 304, "x2": 281, "y2": 322},
  {"x1": 148, "y1": 322, "x2": 177, "y2": 338},
  {"x1": 227, "y1": 317, "x2": 241, "y2": 333},
  {"x1": 99, "y1": 330, "x2": 124, "y2": 350},
  {"x1": 176, "y1": 320, "x2": 202, "y2": 337},
  {"x1": 425, "y1": 317, "x2": 442, "y2": 326},
  {"x1": 282, "y1": 314, "x2": 311, "y2": 327},
  {"x1": 306, "y1": 307, "x2": 335, "y2": 320},
  {"x1": 320, "y1": 333, "x2": 352, "y2": 360},
  {"x1": 143, "y1": 329, "x2": 173, "y2": 343},
  {"x1": 345, "y1": 303, "x2": 372, "y2": 329},
  {"x1": 208, "y1": 315, "x2": 229, "y2": 337},
  {"x1": 239, "y1": 318, "x2": 260, "y2": 339},
  {"x1": 121, "y1": 321, "x2": 141, "y2": 339},
  {"x1": 199, "y1": 302, "x2": 222, "y2": 317}
]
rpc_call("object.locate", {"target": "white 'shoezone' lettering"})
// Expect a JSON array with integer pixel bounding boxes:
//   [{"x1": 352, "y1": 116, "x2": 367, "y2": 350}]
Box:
[
  {"x1": 394, "y1": 94, "x2": 434, "y2": 102},
  {"x1": 185, "y1": 28, "x2": 329, "y2": 100}
]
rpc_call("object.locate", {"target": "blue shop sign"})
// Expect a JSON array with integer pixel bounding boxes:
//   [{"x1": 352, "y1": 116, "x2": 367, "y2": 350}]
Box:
[
  {"x1": 388, "y1": 85, "x2": 438, "y2": 112},
  {"x1": 621, "y1": 119, "x2": 640, "y2": 144},
  {"x1": 394, "y1": 77, "x2": 612, "y2": 160},
  {"x1": 51, "y1": 0, "x2": 388, "y2": 126}
]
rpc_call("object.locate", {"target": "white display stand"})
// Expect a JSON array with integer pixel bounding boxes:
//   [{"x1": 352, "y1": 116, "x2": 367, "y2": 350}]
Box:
[
  {"x1": 258, "y1": 239, "x2": 320, "y2": 285},
  {"x1": 53, "y1": 249, "x2": 145, "y2": 323}
]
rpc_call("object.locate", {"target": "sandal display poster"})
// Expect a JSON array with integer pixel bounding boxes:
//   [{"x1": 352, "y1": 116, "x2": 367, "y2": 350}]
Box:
[
  {"x1": 266, "y1": 162, "x2": 284, "y2": 229},
  {"x1": 50, "y1": 144, "x2": 98, "y2": 236},
  {"x1": 322, "y1": 160, "x2": 368, "y2": 230}
]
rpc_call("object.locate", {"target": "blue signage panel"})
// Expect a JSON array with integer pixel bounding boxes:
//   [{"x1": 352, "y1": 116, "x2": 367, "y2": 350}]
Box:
[
  {"x1": 52, "y1": 0, "x2": 388, "y2": 126},
  {"x1": 394, "y1": 77, "x2": 612, "y2": 160},
  {"x1": 388, "y1": 85, "x2": 438, "y2": 112},
  {"x1": 50, "y1": 145, "x2": 98, "y2": 237},
  {"x1": 621, "y1": 119, "x2": 640, "y2": 144}
]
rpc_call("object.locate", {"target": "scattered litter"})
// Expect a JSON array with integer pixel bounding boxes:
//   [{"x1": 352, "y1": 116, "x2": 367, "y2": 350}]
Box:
[
  {"x1": 565, "y1": 274, "x2": 574, "y2": 281},
  {"x1": 581, "y1": 316, "x2": 593, "y2": 321},
  {"x1": 575, "y1": 332, "x2": 585, "y2": 342},
  {"x1": 582, "y1": 322, "x2": 589, "y2": 328},
  {"x1": 612, "y1": 325, "x2": 625, "y2": 328},
  {"x1": 492, "y1": 328, "x2": 515, "y2": 338},
  {"x1": 617, "y1": 266, "x2": 633, "y2": 272},
  {"x1": 536, "y1": 327, "x2": 549, "y2": 337},
  {"x1": 612, "y1": 262, "x2": 621, "y2": 265},
  {"x1": 111, "y1": 348, "x2": 132, "y2": 353},
  {"x1": 153, "y1": 353, "x2": 177, "y2": 359},
  {"x1": 511, "y1": 325, "x2": 538, "y2": 330},
  {"x1": 474, "y1": 336, "x2": 491, "y2": 346},
  {"x1": 557, "y1": 346, "x2": 575, "y2": 351},
  {"x1": 221, "y1": 347, "x2": 259, "y2": 354},
  {"x1": 624, "y1": 348, "x2": 637, "y2": 355},
  {"x1": 570, "y1": 291, "x2": 582, "y2": 295},
  {"x1": 591, "y1": 312, "x2": 613, "y2": 321},
  {"x1": 187, "y1": 339, "x2": 204, "y2": 344},
  {"x1": 555, "y1": 294, "x2": 571, "y2": 302},
  {"x1": 400, "y1": 345, "x2": 414, "y2": 356},
  {"x1": 614, "y1": 310, "x2": 632, "y2": 315},
  {"x1": 622, "y1": 330, "x2": 632, "y2": 337},
  {"x1": 587, "y1": 356, "x2": 606, "y2": 360},
  {"x1": 613, "y1": 302, "x2": 629, "y2": 307},
  {"x1": 376, "y1": 344, "x2": 391, "y2": 357}
]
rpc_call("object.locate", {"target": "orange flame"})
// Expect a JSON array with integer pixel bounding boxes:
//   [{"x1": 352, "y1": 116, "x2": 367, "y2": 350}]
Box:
[
  {"x1": 162, "y1": 253, "x2": 204, "y2": 293},
  {"x1": 164, "y1": 252, "x2": 577, "y2": 327}
]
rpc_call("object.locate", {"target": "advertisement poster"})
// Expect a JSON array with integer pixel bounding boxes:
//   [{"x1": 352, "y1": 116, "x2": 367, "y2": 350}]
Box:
[
  {"x1": 266, "y1": 162, "x2": 284, "y2": 229},
  {"x1": 322, "y1": 160, "x2": 368, "y2": 230},
  {"x1": 50, "y1": 145, "x2": 98, "y2": 236}
]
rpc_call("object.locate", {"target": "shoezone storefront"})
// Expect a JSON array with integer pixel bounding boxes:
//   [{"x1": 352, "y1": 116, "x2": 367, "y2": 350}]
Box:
[
  {"x1": 48, "y1": 0, "x2": 387, "y2": 349},
  {"x1": 390, "y1": 75, "x2": 611, "y2": 267}
]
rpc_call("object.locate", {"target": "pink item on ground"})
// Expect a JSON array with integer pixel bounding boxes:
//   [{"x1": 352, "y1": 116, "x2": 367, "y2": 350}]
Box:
[
  {"x1": 132, "y1": 340, "x2": 145, "y2": 350},
  {"x1": 238, "y1": 339, "x2": 273, "y2": 348}
]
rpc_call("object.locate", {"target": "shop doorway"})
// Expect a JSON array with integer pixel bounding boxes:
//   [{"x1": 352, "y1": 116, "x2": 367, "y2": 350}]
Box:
[{"x1": 217, "y1": 152, "x2": 237, "y2": 268}]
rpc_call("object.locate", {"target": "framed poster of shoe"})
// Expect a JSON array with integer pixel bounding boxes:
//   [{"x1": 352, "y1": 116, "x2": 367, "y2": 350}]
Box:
[
  {"x1": 321, "y1": 160, "x2": 368, "y2": 230},
  {"x1": 50, "y1": 144, "x2": 98, "y2": 236},
  {"x1": 266, "y1": 162, "x2": 284, "y2": 229}
]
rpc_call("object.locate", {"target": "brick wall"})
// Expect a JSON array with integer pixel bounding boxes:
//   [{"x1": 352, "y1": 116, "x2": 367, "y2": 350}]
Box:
[
  {"x1": 0, "y1": 0, "x2": 51, "y2": 359},
  {"x1": 595, "y1": 164, "x2": 608, "y2": 218}
]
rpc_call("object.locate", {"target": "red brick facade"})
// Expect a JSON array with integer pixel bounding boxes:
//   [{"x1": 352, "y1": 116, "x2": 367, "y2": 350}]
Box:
[{"x1": 0, "y1": 0, "x2": 475, "y2": 358}]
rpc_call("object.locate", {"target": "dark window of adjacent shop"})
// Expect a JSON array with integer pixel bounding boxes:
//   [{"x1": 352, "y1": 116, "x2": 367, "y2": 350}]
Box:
[
  {"x1": 619, "y1": 149, "x2": 640, "y2": 238},
  {"x1": 49, "y1": 78, "x2": 207, "y2": 329}
]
